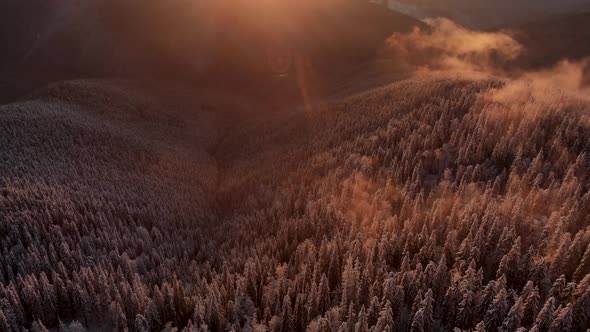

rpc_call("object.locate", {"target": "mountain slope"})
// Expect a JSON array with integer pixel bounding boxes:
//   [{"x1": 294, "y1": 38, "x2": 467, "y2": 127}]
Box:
[{"x1": 1, "y1": 75, "x2": 590, "y2": 330}]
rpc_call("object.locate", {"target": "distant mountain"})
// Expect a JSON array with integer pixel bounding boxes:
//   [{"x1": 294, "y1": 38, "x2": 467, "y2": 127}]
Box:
[
  {"x1": 511, "y1": 11, "x2": 590, "y2": 69},
  {"x1": 387, "y1": 0, "x2": 590, "y2": 28}
]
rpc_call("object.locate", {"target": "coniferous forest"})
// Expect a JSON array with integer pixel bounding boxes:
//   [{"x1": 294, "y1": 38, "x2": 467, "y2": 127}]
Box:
[
  {"x1": 1, "y1": 1, "x2": 590, "y2": 332},
  {"x1": 1, "y1": 75, "x2": 590, "y2": 331}
]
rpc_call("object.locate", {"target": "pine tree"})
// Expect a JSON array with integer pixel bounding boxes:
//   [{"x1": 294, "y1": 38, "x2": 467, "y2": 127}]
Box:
[
  {"x1": 281, "y1": 295, "x2": 294, "y2": 332},
  {"x1": 234, "y1": 289, "x2": 255, "y2": 327},
  {"x1": 534, "y1": 297, "x2": 554, "y2": 332},
  {"x1": 501, "y1": 296, "x2": 524, "y2": 332},
  {"x1": 381, "y1": 277, "x2": 396, "y2": 305},
  {"x1": 549, "y1": 304, "x2": 572, "y2": 332},
  {"x1": 443, "y1": 283, "x2": 461, "y2": 327},
  {"x1": 410, "y1": 308, "x2": 425, "y2": 332},
  {"x1": 110, "y1": 301, "x2": 128, "y2": 331},
  {"x1": 328, "y1": 249, "x2": 341, "y2": 290},
  {"x1": 572, "y1": 284, "x2": 590, "y2": 331},
  {"x1": 421, "y1": 289, "x2": 434, "y2": 331},
  {"x1": 521, "y1": 281, "x2": 540, "y2": 327},
  {"x1": 307, "y1": 282, "x2": 319, "y2": 320},
  {"x1": 367, "y1": 296, "x2": 381, "y2": 327},
  {"x1": 0, "y1": 309, "x2": 10, "y2": 332},
  {"x1": 135, "y1": 314, "x2": 149, "y2": 332},
  {"x1": 573, "y1": 245, "x2": 590, "y2": 282},
  {"x1": 391, "y1": 285, "x2": 405, "y2": 320},
  {"x1": 476, "y1": 281, "x2": 497, "y2": 323},
  {"x1": 162, "y1": 284, "x2": 177, "y2": 326},
  {"x1": 317, "y1": 317, "x2": 331, "y2": 332},
  {"x1": 38, "y1": 272, "x2": 56, "y2": 325},
  {"x1": 474, "y1": 321, "x2": 486, "y2": 332},
  {"x1": 294, "y1": 293, "x2": 307, "y2": 331},
  {"x1": 355, "y1": 306, "x2": 369, "y2": 332},
  {"x1": 375, "y1": 300, "x2": 394, "y2": 332},
  {"x1": 145, "y1": 299, "x2": 161, "y2": 332},
  {"x1": 345, "y1": 303, "x2": 355, "y2": 332},
  {"x1": 410, "y1": 289, "x2": 424, "y2": 324},
  {"x1": 457, "y1": 289, "x2": 476, "y2": 329},
  {"x1": 31, "y1": 320, "x2": 49, "y2": 332},
  {"x1": 484, "y1": 288, "x2": 508, "y2": 331},
  {"x1": 549, "y1": 235, "x2": 571, "y2": 278},
  {"x1": 341, "y1": 256, "x2": 359, "y2": 313},
  {"x1": 549, "y1": 275, "x2": 567, "y2": 306},
  {"x1": 318, "y1": 274, "x2": 331, "y2": 315},
  {"x1": 183, "y1": 319, "x2": 194, "y2": 332},
  {"x1": 497, "y1": 237, "x2": 522, "y2": 287},
  {"x1": 432, "y1": 255, "x2": 448, "y2": 300}
]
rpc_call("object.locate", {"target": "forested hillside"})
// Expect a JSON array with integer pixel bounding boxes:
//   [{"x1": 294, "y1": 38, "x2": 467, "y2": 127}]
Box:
[{"x1": 1, "y1": 74, "x2": 590, "y2": 331}]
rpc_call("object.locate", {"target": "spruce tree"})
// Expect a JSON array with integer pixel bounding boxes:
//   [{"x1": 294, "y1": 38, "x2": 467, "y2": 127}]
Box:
[{"x1": 375, "y1": 300, "x2": 394, "y2": 332}]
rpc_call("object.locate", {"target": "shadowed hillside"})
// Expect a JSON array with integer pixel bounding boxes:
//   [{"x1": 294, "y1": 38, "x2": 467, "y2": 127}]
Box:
[{"x1": 0, "y1": 0, "x2": 424, "y2": 104}]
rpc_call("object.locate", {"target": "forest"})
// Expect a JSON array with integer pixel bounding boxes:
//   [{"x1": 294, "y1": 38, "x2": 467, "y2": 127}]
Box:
[
  {"x1": 1, "y1": 72, "x2": 589, "y2": 332},
  {"x1": 2, "y1": 1, "x2": 590, "y2": 331}
]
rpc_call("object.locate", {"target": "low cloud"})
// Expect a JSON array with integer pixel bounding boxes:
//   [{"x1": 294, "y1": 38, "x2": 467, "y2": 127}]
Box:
[
  {"x1": 386, "y1": 18, "x2": 523, "y2": 74},
  {"x1": 482, "y1": 59, "x2": 590, "y2": 114},
  {"x1": 386, "y1": 18, "x2": 590, "y2": 102},
  {"x1": 520, "y1": 59, "x2": 590, "y2": 97},
  {"x1": 483, "y1": 59, "x2": 590, "y2": 124}
]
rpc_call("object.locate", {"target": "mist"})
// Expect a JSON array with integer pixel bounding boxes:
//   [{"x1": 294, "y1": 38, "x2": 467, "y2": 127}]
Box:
[
  {"x1": 386, "y1": 18, "x2": 522, "y2": 74},
  {"x1": 386, "y1": 18, "x2": 590, "y2": 100}
]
